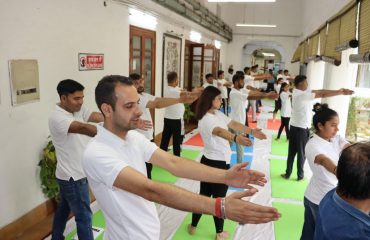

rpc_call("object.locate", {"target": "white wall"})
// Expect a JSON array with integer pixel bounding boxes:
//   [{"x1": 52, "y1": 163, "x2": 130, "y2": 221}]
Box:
[{"x1": 0, "y1": 0, "x2": 229, "y2": 227}]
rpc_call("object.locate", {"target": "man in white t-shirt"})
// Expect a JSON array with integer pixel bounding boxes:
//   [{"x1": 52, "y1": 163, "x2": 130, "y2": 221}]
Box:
[
  {"x1": 160, "y1": 71, "x2": 199, "y2": 156},
  {"x1": 49, "y1": 79, "x2": 104, "y2": 240},
  {"x1": 202, "y1": 73, "x2": 217, "y2": 89},
  {"x1": 243, "y1": 67, "x2": 272, "y2": 122},
  {"x1": 281, "y1": 75, "x2": 353, "y2": 181},
  {"x1": 129, "y1": 73, "x2": 195, "y2": 178},
  {"x1": 229, "y1": 74, "x2": 277, "y2": 163},
  {"x1": 217, "y1": 70, "x2": 232, "y2": 116},
  {"x1": 83, "y1": 75, "x2": 281, "y2": 240}
]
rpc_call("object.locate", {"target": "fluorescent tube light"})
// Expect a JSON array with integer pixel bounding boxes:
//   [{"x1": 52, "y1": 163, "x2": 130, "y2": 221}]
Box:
[
  {"x1": 190, "y1": 31, "x2": 202, "y2": 43},
  {"x1": 236, "y1": 23, "x2": 276, "y2": 27},
  {"x1": 209, "y1": 0, "x2": 275, "y2": 2},
  {"x1": 262, "y1": 52, "x2": 275, "y2": 57},
  {"x1": 129, "y1": 8, "x2": 157, "y2": 30}
]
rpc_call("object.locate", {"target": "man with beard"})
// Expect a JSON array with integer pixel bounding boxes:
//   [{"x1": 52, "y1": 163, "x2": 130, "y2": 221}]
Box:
[
  {"x1": 82, "y1": 75, "x2": 281, "y2": 240},
  {"x1": 129, "y1": 73, "x2": 197, "y2": 178}
]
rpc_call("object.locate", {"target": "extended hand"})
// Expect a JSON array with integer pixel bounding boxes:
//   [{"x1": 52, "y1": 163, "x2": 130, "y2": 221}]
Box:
[
  {"x1": 180, "y1": 92, "x2": 198, "y2": 103},
  {"x1": 266, "y1": 92, "x2": 279, "y2": 100},
  {"x1": 136, "y1": 119, "x2": 153, "y2": 131},
  {"x1": 225, "y1": 162, "x2": 267, "y2": 188},
  {"x1": 225, "y1": 190, "x2": 281, "y2": 224},
  {"x1": 236, "y1": 135, "x2": 253, "y2": 146},
  {"x1": 340, "y1": 88, "x2": 354, "y2": 95},
  {"x1": 252, "y1": 128, "x2": 267, "y2": 140}
]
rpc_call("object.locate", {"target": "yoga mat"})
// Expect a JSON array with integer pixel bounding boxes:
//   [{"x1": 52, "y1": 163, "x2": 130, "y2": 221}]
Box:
[
  {"x1": 230, "y1": 142, "x2": 253, "y2": 153},
  {"x1": 267, "y1": 119, "x2": 281, "y2": 130},
  {"x1": 172, "y1": 213, "x2": 237, "y2": 240},
  {"x1": 151, "y1": 149, "x2": 201, "y2": 184},
  {"x1": 183, "y1": 133, "x2": 204, "y2": 147},
  {"x1": 271, "y1": 134, "x2": 289, "y2": 156},
  {"x1": 270, "y1": 159, "x2": 308, "y2": 200},
  {"x1": 273, "y1": 202, "x2": 304, "y2": 240},
  {"x1": 65, "y1": 210, "x2": 106, "y2": 240}
]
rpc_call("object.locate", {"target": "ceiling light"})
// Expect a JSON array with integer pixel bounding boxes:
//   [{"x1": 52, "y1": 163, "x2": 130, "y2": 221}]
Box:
[
  {"x1": 208, "y1": 0, "x2": 275, "y2": 2},
  {"x1": 190, "y1": 31, "x2": 202, "y2": 43},
  {"x1": 129, "y1": 8, "x2": 157, "y2": 30},
  {"x1": 236, "y1": 23, "x2": 276, "y2": 27},
  {"x1": 214, "y1": 40, "x2": 221, "y2": 49},
  {"x1": 262, "y1": 52, "x2": 275, "y2": 57}
]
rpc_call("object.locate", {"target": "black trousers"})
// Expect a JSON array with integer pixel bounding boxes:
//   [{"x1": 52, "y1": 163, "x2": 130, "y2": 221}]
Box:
[
  {"x1": 285, "y1": 126, "x2": 309, "y2": 179},
  {"x1": 191, "y1": 156, "x2": 229, "y2": 233},
  {"x1": 266, "y1": 83, "x2": 275, "y2": 92},
  {"x1": 221, "y1": 98, "x2": 228, "y2": 115},
  {"x1": 146, "y1": 139, "x2": 155, "y2": 179},
  {"x1": 160, "y1": 118, "x2": 183, "y2": 157},
  {"x1": 277, "y1": 117, "x2": 290, "y2": 139}
]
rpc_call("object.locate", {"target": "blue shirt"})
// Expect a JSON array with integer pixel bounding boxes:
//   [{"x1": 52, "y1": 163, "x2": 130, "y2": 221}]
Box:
[{"x1": 314, "y1": 188, "x2": 370, "y2": 239}]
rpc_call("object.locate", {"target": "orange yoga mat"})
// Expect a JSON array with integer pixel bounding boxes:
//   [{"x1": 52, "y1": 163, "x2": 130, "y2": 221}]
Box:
[{"x1": 183, "y1": 133, "x2": 204, "y2": 147}]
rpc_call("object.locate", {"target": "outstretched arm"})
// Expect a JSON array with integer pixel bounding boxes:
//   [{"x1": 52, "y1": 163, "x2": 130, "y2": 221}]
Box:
[
  {"x1": 227, "y1": 120, "x2": 267, "y2": 140},
  {"x1": 312, "y1": 88, "x2": 353, "y2": 99},
  {"x1": 248, "y1": 91, "x2": 278, "y2": 100},
  {"x1": 113, "y1": 165, "x2": 280, "y2": 224}
]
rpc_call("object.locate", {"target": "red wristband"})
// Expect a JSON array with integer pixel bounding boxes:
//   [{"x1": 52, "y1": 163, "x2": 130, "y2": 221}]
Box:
[{"x1": 215, "y1": 197, "x2": 222, "y2": 218}]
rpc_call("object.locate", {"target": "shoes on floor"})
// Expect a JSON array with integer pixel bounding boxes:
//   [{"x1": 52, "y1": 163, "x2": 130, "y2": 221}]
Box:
[
  {"x1": 187, "y1": 224, "x2": 196, "y2": 235},
  {"x1": 297, "y1": 177, "x2": 305, "y2": 181},
  {"x1": 215, "y1": 231, "x2": 230, "y2": 240},
  {"x1": 280, "y1": 173, "x2": 289, "y2": 179},
  {"x1": 275, "y1": 138, "x2": 280, "y2": 141}
]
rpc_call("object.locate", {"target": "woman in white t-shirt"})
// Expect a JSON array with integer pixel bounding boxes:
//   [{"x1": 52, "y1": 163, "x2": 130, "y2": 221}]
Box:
[
  {"x1": 188, "y1": 86, "x2": 267, "y2": 240},
  {"x1": 300, "y1": 103, "x2": 350, "y2": 240},
  {"x1": 276, "y1": 82, "x2": 291, "y2": 141}
]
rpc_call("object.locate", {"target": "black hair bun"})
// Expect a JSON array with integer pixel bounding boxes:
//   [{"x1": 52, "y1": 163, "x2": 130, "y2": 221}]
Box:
[{"x1": 313, "y1": 103, "x2": 329, "y2": 113}]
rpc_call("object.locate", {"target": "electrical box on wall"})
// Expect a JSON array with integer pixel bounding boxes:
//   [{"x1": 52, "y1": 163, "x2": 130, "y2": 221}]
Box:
[{"x1": 8, "y1": 59, "x2": 40, "y2": 106}]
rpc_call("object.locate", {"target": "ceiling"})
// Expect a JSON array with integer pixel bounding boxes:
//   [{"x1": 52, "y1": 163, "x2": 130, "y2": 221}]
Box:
[{"x1": 203, "y1": 0, "x2": 303, "y2": 37}]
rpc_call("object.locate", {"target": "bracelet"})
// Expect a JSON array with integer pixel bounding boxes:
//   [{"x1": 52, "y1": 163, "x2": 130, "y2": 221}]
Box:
[
  {"x1": 221, "y1": 198, "x2": 226, "y2": 219},
  {"x1": 233, "y1": 134, "x2": 238, "y2": 142},
  {"x1": 215, "y1": 197, "x2": 222, "y2": 219}
]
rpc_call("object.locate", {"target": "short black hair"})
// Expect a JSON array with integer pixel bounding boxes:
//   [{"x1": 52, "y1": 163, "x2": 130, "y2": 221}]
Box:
[
  {"x1": 57, "y1": 79, "x2": 84, "y2": 98},
  {"x1": 278, "y1": 70, "x2": 283, "y2": 74},
  {"x1": 232, "y1": 74, "x2": 244, "y2": 84},
  {"x1": 228, "y1": 68, "x2": 234, "y2": 74},
  {"x1": 312, "y1": 103, "x2": 338, "y2": 132},
  {"x1": 205, "y1": 73, "x2": 214, "y2": 79},
  {"x1": 294, "y1": 75, "x2": 307, "y2": 87},
  {"x1": 337, "y1": 142, "x2": 370, "y2": 200},
  {"x1": 236, "y1": 70, "x2": 244, "y2": 76},
  {"x1": 95, "y1": 75, "x2": 133, "y2": 114},
  {"x1": 129, "y1": 73, "x2": 141, "y2": 81},
  {"x1": 167, "y1": 71, "x2": 178, "y2": 84},
  {"x1": 217, "y1": 70, "x2": 224, "y2": 78},
  {"x1": 243, "y1": 67, "x2": 250, "y2": 73},
  {"x1": 284, "y1": 69, "x2": 289, "y2": 73},
  {"x1": 195, "y1": 86, "x2": 221, "y2": 120}
]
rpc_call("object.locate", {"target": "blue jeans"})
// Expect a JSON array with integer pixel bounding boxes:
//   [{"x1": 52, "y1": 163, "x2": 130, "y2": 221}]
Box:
[
  {"x1": 52, "y1": 177, "x2": 93, "y2": 240},
  {"x1": 301, "y1": 197, "x2": 319, "y2": 240}
]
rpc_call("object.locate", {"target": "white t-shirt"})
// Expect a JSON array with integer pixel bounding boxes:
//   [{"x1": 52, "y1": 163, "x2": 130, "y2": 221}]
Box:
[
  {"x1": 135, "y1": 92, "x2": 156, "y2": 140},
  {"x1": 275, "y1": 84, "x2": 281, "y2": 94},
  {"x1": 229, "y1": 88, "x2": 249, "y2": 124},
  {"x1": 304, "y1": 134, "x2": 348, "y2": 205},
  {"x1": 49, "y1": 104, "x2": 92, "y2": 180},
  {"x1": 83, "y1": 124, "x2": 159, "y2": 240},
  {"x1": 198, "y1": 111, "x2": 232, "y2": 163},
  {"x1": 164, "y1": 86, "x2": 184, "y2": 120},
  {"x1": 290, "y1": 88, "x2": 316, "y2": 129},
  {"x1": 244, "y1": 75, "x2": 255, "y2": 88},
  {"x1": 277, "y1": 74, "x2": 284, "y2": 81},
  {"x1": 202, "y1": 81, "x2": 217, "y2": 89},
  {"x1": 280, "y1": 91, "x2": 292, "y2": 118},
  {"x1": 217, "y1": 79, "x2": 228, "y2": 99}
]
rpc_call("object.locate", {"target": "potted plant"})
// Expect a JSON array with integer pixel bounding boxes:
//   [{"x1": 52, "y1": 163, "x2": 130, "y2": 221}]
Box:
[{"x1": 38, "y1": 138, "x2": 60, "y2": 201}]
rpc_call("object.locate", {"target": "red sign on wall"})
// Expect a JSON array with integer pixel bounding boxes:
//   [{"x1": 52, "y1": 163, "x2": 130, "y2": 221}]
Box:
[{"x1": 79, "y1": 53, "x2": 104, "y2": 71}]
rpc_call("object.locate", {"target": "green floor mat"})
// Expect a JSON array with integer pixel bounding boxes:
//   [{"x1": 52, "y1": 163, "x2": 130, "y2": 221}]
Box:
[
  {"x1": 172, "y1": 213, "x2": 237, "y2": 240},
  {"x1": 270, "y1": 159, "x2": 308, "y2": 200},
  {"x1": 152, "y1": 149, "x2": 201, "y2": 184},
  {"x1": 271, "y1": 134, "x2": 289, "y2": 156},
  {"x1": 65, "y1": 210, "x2": 106, "y2": 240},
  {"x1": 273, "y1": 202, "x2": 304, "y2": 240}
]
